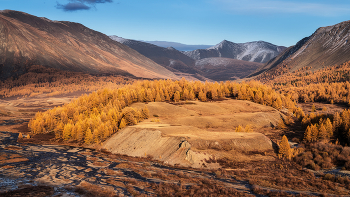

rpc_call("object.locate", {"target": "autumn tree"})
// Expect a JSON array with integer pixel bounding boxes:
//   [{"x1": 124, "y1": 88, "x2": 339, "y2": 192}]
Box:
[
  {"x1": 141, "y1": 105, "x2": 149, "y2": 119},
  {"x1": 84, "y1": 128, "x2": 93, "y2": 145},
  {"x1": 310, "y1": 124, "x2": 319, "y2": 142},
  {"x1": 244, "y1": 125, "x2": 252, "y2": 132},
  {"x1": 235, "y1": 125, "x2": 243, "y2": 132},
  {"x1": 279, "y1": 135, "x2": 291, "y2": 160},
  {"x1": 173, "y1": 91, "x2": 180, "y2": 102},
  {"x1": 27, "y1": 78, "x2": 298, "y2": 145},
  {"x1": 318, "y1": 123, "x2": 328, "y2": 140},
  {"x1": 312, "y1": 104, "x2": 316, "y2": 112},
  {"x1": 198, "y1": 90, "x2": 207, "y2": 102},
  {"x1": 304, "y1": 125, "x2": 312, "y2": 142},
  {"x1": 155, "y1": 92, "x2": 162, "y2": 102}
]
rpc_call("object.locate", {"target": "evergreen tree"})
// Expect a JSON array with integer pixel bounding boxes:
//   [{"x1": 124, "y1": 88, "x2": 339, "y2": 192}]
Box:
[
  {"x1": 311, "y1": 124, "x2": 319, "y2": 142},
  {"x1": 198, "y1": 90, "x2": 207, "y2": 102},
  {"x1": 318, "y1": 123, "x2": 328, "y2": 140},
  {"x1": 123, "y1": 108, "x2": 137, "y2": 126},
  {"x1": 312, "y1": 104, "x2": 316, "y2": 112},
  {"x1": 119, "y1": 118, "x2": 127, "y2": 129},
  {"x1": 63, "y1": 123, "x2": 73, "y2": 141},
  {"x1": 164, "y1": 89, "x2": 170, "y2": 101},
  {"x1": 324, "y1": 118, "x2": 333, "y2": 138},
  {"x1": 235, "y1": 125, "x2": 243, "y2": 132},
  {"x1": 141, "y1": 105, "x2": 149, "y2": 119},
  {"x1": 173, "y1": 91, "x2": 180, "y2": 102},
  {"x1": 304, "y1": 125, "x2": 312, "y2": 142},
  {"x1": 84, "y1": 128, "x2": 93, "y2": 145},
  {"x1": 279, "y1": 135, "x2": 291, "y2": 160},
  {"x1": 254, "y1": 91, "x2": 263, "y2": 104},
  {"x1": 155, "y1": 92, "x2": 162, "y2": 102},
  {"x1": 182, "y1": 89, "x2": 189, "y2": 100},
  {"x1": 244, "y1": 125, "x2": 252, "y2": 132},
  {"x1": 189, "y1": 90, "x2": 195, "y2": 100}
]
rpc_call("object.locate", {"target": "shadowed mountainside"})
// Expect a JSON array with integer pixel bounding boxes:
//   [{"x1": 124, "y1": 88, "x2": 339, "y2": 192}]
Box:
[
  {"x1": 0, "y1": 10, "x2": 177, "y2": 80},
  {"x1": 250, "y1": 20, "x2": 350, "y2": 79},
  {"x1": 109, "y1": 36, "x2": 206, "y2": 79}
]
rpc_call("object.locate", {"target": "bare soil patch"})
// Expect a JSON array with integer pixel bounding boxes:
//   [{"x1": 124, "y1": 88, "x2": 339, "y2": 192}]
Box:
[{"x1": 104, "y1": 100, "x2": 282, "y2": 168}]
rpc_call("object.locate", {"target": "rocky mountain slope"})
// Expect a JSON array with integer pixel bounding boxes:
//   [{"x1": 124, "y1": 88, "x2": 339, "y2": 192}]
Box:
[
  {"x1": 250, "y1": 20, "x2": 350, "y2": 78},
  {"x1": 110, "y1": 36, "x2": 208, "y2": 80},
  {"x1": 0, "y1": 10, "x2": 177, "y2": 80},
  {"x1": 184, "y1": 40, "x2": 286, "y2": 63}
]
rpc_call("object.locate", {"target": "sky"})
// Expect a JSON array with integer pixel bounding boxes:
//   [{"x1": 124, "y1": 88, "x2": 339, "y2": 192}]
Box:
[{"x1": 1, "y1": 0, "x2": 350, "y2": 47}]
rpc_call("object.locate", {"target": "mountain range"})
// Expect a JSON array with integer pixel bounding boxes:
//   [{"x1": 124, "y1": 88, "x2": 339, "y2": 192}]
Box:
[
  {"x1": 184, "y1": 40, "x2": 286, "y2": 63},
  {"x1": 109, "y1": 36, "x2": 209, "y2": 80},
  {"x1": 2, "y1": 10, "x2": 350, "y2": 83},
  {"x1": 0, "y1": 10, "x2": 177, "y2": 80},
  {"x1": 110, "y1": 36, "x2": 280, "y2": 81},
  {"x1": 250, "y1": 20, "x2": 350, "y2": 78},
  {"x1": 141, "y1": 41, "x2": 212, "y2": 51}
]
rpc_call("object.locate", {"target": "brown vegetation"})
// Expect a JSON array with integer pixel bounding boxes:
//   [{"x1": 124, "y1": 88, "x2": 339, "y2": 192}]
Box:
[
  {"x1": 294, "y1": 142, "x2": 350, "y2": 171},
  {"x1": 0, "y1": 65, "x2": 132, "y2": 98}
]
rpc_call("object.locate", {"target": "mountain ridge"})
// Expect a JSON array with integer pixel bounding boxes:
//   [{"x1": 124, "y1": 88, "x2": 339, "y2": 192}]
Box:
[
  {"x1": 251, "y1": 20, "x2": 350, "y2": 79},
  {"x1": 184, "y1": 40, "x2": 286, "y2": 63},
  {"x1": 0, "y1": 10, "x2": 177, "y2": 80},
  {"x1": 109, "y1": 35, "x2": 206, "y2": 80},
  {"x1": 141, "y1": 40, "x2": 212, "y2": 51},
  {"x1": 111, "y1": 36, "x2": 264, "y2": 81}
]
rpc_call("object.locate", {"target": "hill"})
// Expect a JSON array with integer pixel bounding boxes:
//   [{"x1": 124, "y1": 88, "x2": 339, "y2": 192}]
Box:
[
  {"x1": 0, "y1": 10, "x2": 177, "y2": 80},
  {"x1": 251, "y1": 20, "x2": 350, "y2": 79},
  {"x1": 184, "y1": 40, "x2": 286, "y2": 63},
  {"x1": 104, "y1": 100, "x2": 278, "y2": 167}
]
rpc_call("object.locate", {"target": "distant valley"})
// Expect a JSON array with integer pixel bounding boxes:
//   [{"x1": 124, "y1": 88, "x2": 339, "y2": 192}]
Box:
[{"x1": 110, "y1": 36, "x2": 280, "y2": 81}]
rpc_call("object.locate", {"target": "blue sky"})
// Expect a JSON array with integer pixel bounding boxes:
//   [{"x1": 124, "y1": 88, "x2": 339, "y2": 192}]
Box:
[{"x1": 1, "y1": 0, "x2": 350, "y2": 47}]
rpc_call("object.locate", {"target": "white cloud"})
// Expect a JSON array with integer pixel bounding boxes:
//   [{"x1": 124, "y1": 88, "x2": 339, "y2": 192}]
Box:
[{"x1": 212, "y1": 0, "x2": 350, "y2": 16}]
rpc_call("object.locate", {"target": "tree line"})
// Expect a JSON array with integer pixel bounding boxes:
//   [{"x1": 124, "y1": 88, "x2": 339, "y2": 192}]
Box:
[
  {"x1": 28, "y1": 78, "x2": 296, "y2": 145},
  {"x1": 260, "y1": 61, "x2": 350, "y2": 105},
  {"x1": 0, "y1": 65, "x2": 132, "y2": 98}
]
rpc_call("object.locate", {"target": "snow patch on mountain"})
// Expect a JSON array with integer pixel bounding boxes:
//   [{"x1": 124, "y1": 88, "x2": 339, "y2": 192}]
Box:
[
  {"x1": 185, "y1": 40, "x2": 286, "y2": 63},
  {"x1": 109, "y1": 35, "x2": 128, "y2": 43}
]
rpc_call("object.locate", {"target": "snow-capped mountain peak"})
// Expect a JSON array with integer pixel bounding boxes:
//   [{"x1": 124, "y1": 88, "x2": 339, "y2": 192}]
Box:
[{"x1": 184, "y1": 40, "x2": 286, "y2": 63}]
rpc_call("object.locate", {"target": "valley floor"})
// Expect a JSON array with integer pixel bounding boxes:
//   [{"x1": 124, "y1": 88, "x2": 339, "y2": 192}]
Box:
[{"x1": 1, "y1": 95, "x2": 350, "y2": 196}]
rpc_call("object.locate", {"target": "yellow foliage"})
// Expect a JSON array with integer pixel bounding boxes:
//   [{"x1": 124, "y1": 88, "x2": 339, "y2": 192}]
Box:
[
  {"x1": 235, "y1": 125, "x2": 243, "y2": 132},
  {"x1": 28, "y1": 79, "x2": 296, "y2": 145},
  {"x1": 279, "y1": 135, "x2": 291, "y2": 160}
]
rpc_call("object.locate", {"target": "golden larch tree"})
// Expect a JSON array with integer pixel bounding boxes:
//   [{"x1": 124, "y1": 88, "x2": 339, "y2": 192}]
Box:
[{"x1": 279, "y1": 135, "x2": 291, "y2": 160}]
